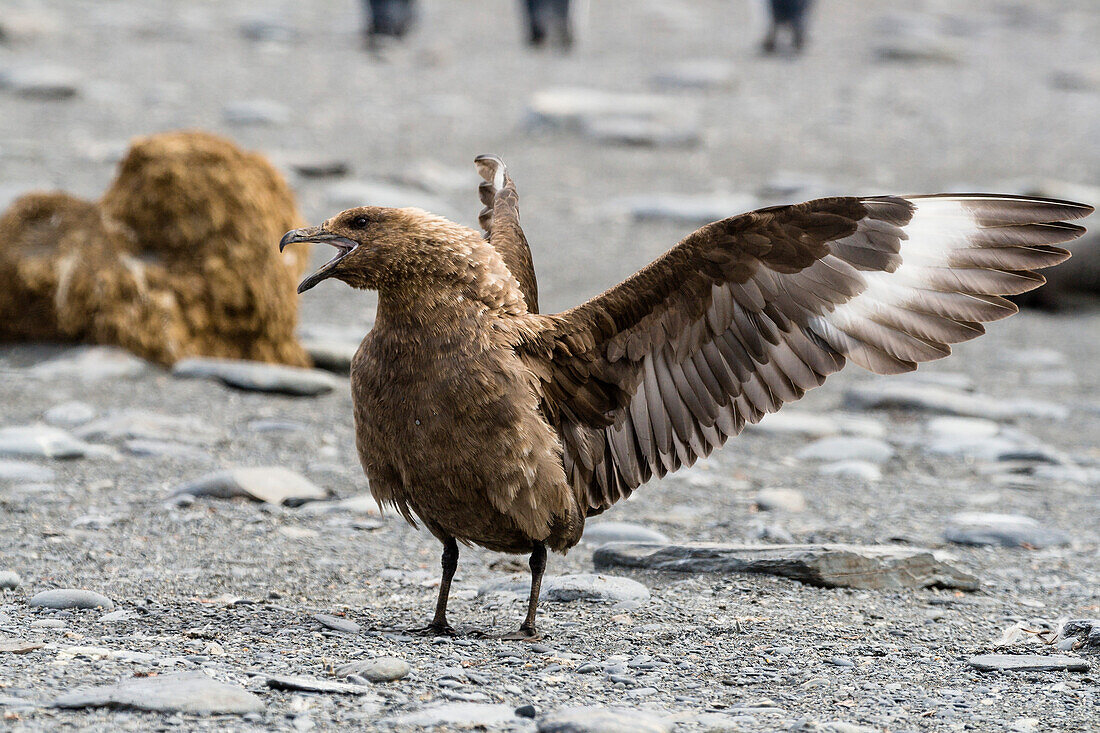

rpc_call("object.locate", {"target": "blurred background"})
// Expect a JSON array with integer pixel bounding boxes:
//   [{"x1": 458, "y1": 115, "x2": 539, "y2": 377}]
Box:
[{"x1": 2, "y1": 0, "x2": 1098, "y2": 325}]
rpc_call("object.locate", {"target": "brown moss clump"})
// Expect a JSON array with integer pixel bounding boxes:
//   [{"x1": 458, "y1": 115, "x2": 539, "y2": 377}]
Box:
[{"x1": 0, "y1": 130, "x2": 311, "y2": 366}]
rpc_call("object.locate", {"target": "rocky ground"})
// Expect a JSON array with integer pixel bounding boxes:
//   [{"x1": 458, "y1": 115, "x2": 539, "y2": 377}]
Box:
[{"x1": 2, "y1": 0, "x2": 1099, "y2": 731}]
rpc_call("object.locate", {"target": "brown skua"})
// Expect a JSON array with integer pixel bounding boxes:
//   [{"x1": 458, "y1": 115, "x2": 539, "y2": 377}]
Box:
[{"x1": 282, "y1": 155, "x2": 1091, "y2": 640}]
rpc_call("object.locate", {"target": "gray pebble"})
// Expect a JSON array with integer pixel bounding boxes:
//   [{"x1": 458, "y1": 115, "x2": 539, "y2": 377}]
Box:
[
  {"x1": 336, "y1": 657, "x2": 411, "y2": 682},
  {"x1": 0, "y1": 460, "x2": 55, "y2": 483},
  {"x1": 222, "y1": 99, "x2": 290, "y2": 126},
  {"x1": 795, "y1": 437, "x2": 895, "y2": 464},
  {"x1": 479, "y1": 574, "x2": 650, "y2": 603},
  {"x1": 314, "y1": 613, "x2": 361, "y2": 634},
  {"x1": 968, "y1": 654, "x2": 1088, "y2": 673},
  {"x1": 43, "y1": 401, "x2": 96, "y2": 428},
  {"x1": 52, "y1": 671, "x2": 263, "y2": 713},
  {"x1": 754, "y1": 488, "x2": 807, "y2": 512},
  {"x1": 0, "y1": 571, "x2": 21, "y2": 589},
  {"x1": 28, "y1": 589, "x2": 114, "y2": 610},
  {"x1": 582, "y1": 521, "x2": 669, "y2": 545},
  {"x1": 172, "y1": 358, "x2": 338, "y2": 396},
  {"x1": 944, "y1": 512, "x2": 1070, "y2": 549},
  {"x1": 537, "y1": 705, "x2": 673, "y2": 733},
  {"x1": 0, "y1": 64, "x2": 81, "y2": 99}
]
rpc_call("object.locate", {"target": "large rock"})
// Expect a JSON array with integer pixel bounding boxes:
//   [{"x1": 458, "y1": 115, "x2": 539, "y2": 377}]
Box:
[
  {"x1": 336, "y1": 657, "x2": 411, "y2": 682},
  {"x1": 538, "y1": 706, "x2": 673, "y2": 733},
  {"x1": 479, "y1": 573, "x2": 650, "y2": 602},
  {"x1": 52, "y1": 671, "x2": 264, "y2": 714},
  {"x1": 844, "y1": 382, "x2": 1067, "y2": 420},
  {"x1": 0, "y1": 425, "x2": 94, "y2": 459},
  {"x1": 172, "y1": 358, "x2": 338, "y2": 396},
  {"x1": 172, "y1": 467, "x2": 329, "y2": 506},
  {"x1": 262, "y1": 673, "x2": 379, "y2": 695},
  {"x1": 593, "y1": 543, "x2": 979, "y2": 590},
  {"x1": 968, "y1": 655, "x2": 1088, "y2": 673},
  {"x1": 944, "y1": 513, "x2": 1070, "y2": 549}
]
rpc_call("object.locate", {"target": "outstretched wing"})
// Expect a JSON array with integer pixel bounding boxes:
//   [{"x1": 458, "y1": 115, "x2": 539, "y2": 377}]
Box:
[
  {"x1": 517, "y1": 194, "x2": 1091, "y2": 515},
  {"x1": 475, "y1": 154, "x2": 539, "y2": 313}
]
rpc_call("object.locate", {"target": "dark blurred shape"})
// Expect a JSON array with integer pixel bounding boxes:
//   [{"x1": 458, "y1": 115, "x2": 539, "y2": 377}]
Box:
[
  {"x1": 762, "y1": 0, "x2": 813, "y2": 54},
  {"x1": 363, "y1": 0, "x2": 417, "y2": 46},
  {"x1": 1012, "y1": 229, "x2": 1100, "y2": 311},
  {"x1": 523, "y1": 0, "x2": 573, "y2": 50},
  {"x1": 0, "y1": 131, "x2": 312, "y2": 366}
]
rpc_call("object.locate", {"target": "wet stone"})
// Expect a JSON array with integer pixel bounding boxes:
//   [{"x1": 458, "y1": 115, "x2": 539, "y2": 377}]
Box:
[
  {"x1": 0, "y1": 425, "x2": 94, "y2": 459},
  {"x1": 314, "y1": 613, "x2": 361, "y2": 634},
  {"x1": 172, "y1": 358, "x2": 338, "y2": 396},
  {"x1": 968, "y1": 654, "x2": 1088, "y2": 673},
  {"x1": 52, "y1": 671, "x2": 264, "y2": 714},
  {"x1": 172, "y1": 467, "x2": 329, "y2": 506},
  {"x1": 28, "y1": 589, "x2": 115, "y2": 610},
  {"x1": 593, "y1": 543, "x2": 979, "y2": 590},
  {"x1": 944, "y1": 513, "x2": 1070, "y2": 548},
  {"x1": 479, "y1": 573, "x2": 650, "y2": 603},
  {"x1": 538, "y1": 705, "x2": 674, "y2": 733},
  {"x1": 0, "y1": 460, "x2": 55, "y2": 483},
  {"x1": 582, "y1": 521, "x2": 670, "y2": 545},
  {"x1": 336, "y1": 657, "x2": 411, "y2": 682},
  {"x1": 0, "y1": 571, "x2": 20, "y2": 589}
]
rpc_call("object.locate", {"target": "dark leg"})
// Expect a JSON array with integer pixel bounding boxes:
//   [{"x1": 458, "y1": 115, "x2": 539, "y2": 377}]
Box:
[
  {"x1": 502, "y1": 542, "x2": 547, "y2": 641},
  {"x1": 409, "y1": 537, "x2": 458, "y2": 636}
]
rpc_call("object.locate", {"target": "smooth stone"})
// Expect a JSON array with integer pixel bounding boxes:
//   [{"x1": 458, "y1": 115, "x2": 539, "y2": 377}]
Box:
[
  {"x1": 385, "y1": 702, "x2": 518, "y2": 728},
  {"x1": 53, "y1": 671, "x2": 264, "y2": 713},
  {"x1": 479, "y1": 573, "x2": 650, "y2": 603},
  {"x1": 172, "y1": 358, "x2": 338, "y2": 396},
  {"x1": 99, "y1": 610, "x2": 133, "y2": 622},
  {"x1": 302, "y1": 339, "x2": 359, "y2": 374},
  {"x1": 968, "y1": 654, "x2": 1088, "y2": 673},
  {"x1": 844, "y1": 382, "x2": 1068, "y2": 420},
  {"x1": 326, "y1": 180, "x2": 457, "y2": 220},
  {"x1": 817, "y1": 460, "x2": 882, "y2": 482},
  {"x1": 0, "y1": 460, "x2": 55, "y2": 483},
  {"x1": 0, "y1": 425, "x2": 92, "y2": 459},
  {"x1": 0, "y1": 571, "x2": 21, "y2": 589},
  {"x1": 288, "y1": 157, "x2": 349, "y2": 179},
  {"x1": 748, "y1": 412, "x2": 838, "y2": 438},
  {"x1": 795, "y1": 437, "x2": 895, "y2": 464},
  {"x1": 0, "y1": 638, "x2": 43, "y2": 654},
  {"x1": 999, "y1": 348, "x2": 1066, "y2": 369},
  {"x1": 593, "y1": 543, "x2": 979, "y2": 590},
  {"x1": 754, "y1": 488, "x2": 806, "y2": 512},
  {"x1": 580, "y1": 116, "x2": 701, "y2": 149},
  {"x1": 43, "y1": 401, "x2": 96, "y2": 428},
  {"x1": 314, "y1": 613, "x2": 361, "y2": 634},
  {"x1": 538, "y1": 705, "x2": 673, "y2": 733},
  {"x1": 0, "y1": 65, "x2": 80, "y2": 99},
  {"x1": 944, "y1": 513, "x2": 1070, "y2": 548},
  {"x1": 75, "y1": 410, "x2": 220, "y2": 445},
  {"x1": 582, "y1": 521, "x2": 670, "y2": 545},
  {"x1": 172, "y1": 467, "x2": 329, "y2": 506},
  {"x1": 650, "y1": 59, "x2": 737, "y2": 90},
  {"x1": 222, "y1": 99, "x2": 289, "y2": 125},
  {"x1": 248, "y1": 419, "x2": 307, "y2": 433},
  {"x1": 263, "y1": 674, "x2": 378, "y2": 695},
  {"x1": 336, "y1": 657, "x2": 411, "y2": 682},
  {"x1": 28, "y1": 589, "x2": 114, "y2": 610},
  {"x1": 1049, "y1": 68, "x2": 1100, "y2": 92},
  {"x1": 611, "y1": 192, "x2": 757, "y2": 226},
  {"x1": 28, "y1": 347, "x2": 149, "y2": 381},
  {"x1": 0, "y1": 10, "x2": 60, "y2": 43}
]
